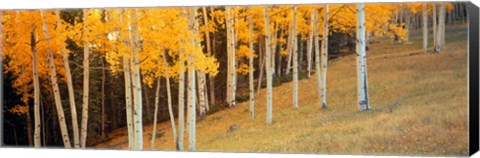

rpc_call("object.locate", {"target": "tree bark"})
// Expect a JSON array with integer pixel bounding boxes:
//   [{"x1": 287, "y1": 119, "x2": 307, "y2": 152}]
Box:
[
  {"x1": 202, "y1": 7, "x2": 216, "y2": 107},
  {"x1": 423, "y1": 3, "x2": 428, "y2": 53},
  {"x1": 292, "y1": 6, "x2": 299, "y2": 109},
  {"x1": 31, "y1": 28, "x2": 41, "y2": 148},
  {"x1": 130, "y1": 9, "x2": 144, "y2": 150},
  {"x1": 314, "y1": 9, "x2": 322, "y2": 108},
  {"x1": 80, "y1": 9, "x2": 91, "y2": 148},
  {"x1": 177, "y1": 43, "x2": 186, "y2": 151},
  {"x1": 356, "y1": 4, "x2": 371, "y2": 111},
  {"x1": 264, "y1": 6, "x2": 273, "y2": 124},
  {"x1": 187, "y1": 7, "x2": 198, "y2": 151},
  {"x1": 162, "y1": 50, "x2": 178, "y2": 149},
  {"x1": 40, "y1": 10, "x2": 72, "y2": 148},
  {"x1": 123, "y1": 46, "x2": 135, "y2": 150},
  {"x1": 151, "y1": 76, "x2": 161, "y2": 149},
  {"x1": 306, "y1": 10, "x2": 314, "y2": 79},
  {"x1": 321, "y1": 5, "x2": 329, "y2": 109},
  {"x1": 226, "y1": 6, "x2": 237, "y2": 107},
  {"x1": 55, "y1": 10, "x2": 80, "y2": 148},
  {"x1": 248, "y1": 14, "x2": 255, "y2": 121}
]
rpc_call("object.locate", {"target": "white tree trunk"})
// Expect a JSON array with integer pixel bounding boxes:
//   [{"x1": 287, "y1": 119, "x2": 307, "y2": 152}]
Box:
[
  {"x1": 162, "y1": 50, "x2": 178, "y2": 149},
  {"x1": 292, "y1": 6, "x2": 299, "y2": 109},
  {"x1": 286, "y1": 19, "x2": 293, "y2": 75},
  {"x1": 127, "y1": 9, "x2": 143, "y2": 150},
  {"x1": 264, "y1": 7, "x2": 273, "y2": 125},
  {"x1": 248, "y1": 14, "x2": 255, "y2": 121},
  {"x1": 423, "y1": 3, "x2": 428, "y2": 53},
  {"x1": 178, "y1": 42, "x2": 186, "y2": 151},
  {"x1": 40, "y1": 10, "x2": 72, "y2": 148},
  {"x1": 202, "y1": 7, "x2": 216, "y2": 107},
  {"x1": 226, "y1": 6, "x2": 237, "y2": 107},
  {"x1": 80, "y1": 9, "x2": 91, "y2": 148},
  {"x1": 356, "y1": 4, "x2": 371, "y2": 111},
  {"x1": 151, "y1": 77, "x2": 161, "y2": 149},
  {"x1": 321, "y1": 5, "x2": 329, "y2": 109},
  {"x1": 55, "y1": 10, "x2": 80, "y2": 148},
  {"x1": 30, "y1": 28, "x2": 41, "y2": 148},
  {"x1": 187, "y1": 7, "x2": 198, "y2": 151},
  {"x1": 197, "y1": 71, "x2": 207, "y2": 118},
  {"x1": 306, "y1": 10, "x2": 314, "y2": 79},
  {"x1": 123, "y1": 55, "x2": 135, "y2": 149},
  {"x1": 314, "y1": 9, "x2": 322, "y2": 108}
]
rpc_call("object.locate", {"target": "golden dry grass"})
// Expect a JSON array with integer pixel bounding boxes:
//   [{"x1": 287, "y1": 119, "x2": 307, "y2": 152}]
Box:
[{"x1": 95, "y1": 24, "x2": 469, "y2": 156}]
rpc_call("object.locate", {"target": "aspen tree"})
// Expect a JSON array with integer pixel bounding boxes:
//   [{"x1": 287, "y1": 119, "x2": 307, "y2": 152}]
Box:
[
  {"x1": 293, "y1": 6, "x2": 299, "y2": 109},
  {"x1": 306, "y1": 10, "x2": 314, "y2": 79},
  {"x1": 264, "y1": 6, "x2": 273, "y2": 124},
  {"x1": 40, "y1": 10, "x2": 72, "y2": 148},
  {"x1": 80, "y1": 9, "x2": 91, "y2": 148},
  {"x1": 356, "y1": 3, "x2": 371, "y2": 111},
  {"x1": 226, "y1": 6, "x2": 237, "y2": 107},
  {"x1": 321, "y1": 5, "x2": 329, "y2": 109},
  {"x1": 423, "y1": 3, "x2": 428, "y2": 53},
  {"x1": 187, "y1": 7, "x2": 197, "y2": 151},
  {"x1": 163, "y1": 50, "x2": 177, "y2": 149}
]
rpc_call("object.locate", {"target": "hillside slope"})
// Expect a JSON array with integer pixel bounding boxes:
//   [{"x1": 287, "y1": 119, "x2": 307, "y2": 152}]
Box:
[{"x1": 95, "y1": 24, "x2": 469, "y2": 156}]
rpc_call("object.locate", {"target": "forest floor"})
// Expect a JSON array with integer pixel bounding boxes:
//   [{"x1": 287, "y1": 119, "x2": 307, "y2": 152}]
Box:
[{"x1": 95, "y1": 24, "x2": 469, "y2": 156}]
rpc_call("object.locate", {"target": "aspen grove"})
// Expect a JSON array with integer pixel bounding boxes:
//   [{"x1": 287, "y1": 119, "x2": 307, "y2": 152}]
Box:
[{"x1": 1, "y1": 2, "x2": 466, "y2": 153}]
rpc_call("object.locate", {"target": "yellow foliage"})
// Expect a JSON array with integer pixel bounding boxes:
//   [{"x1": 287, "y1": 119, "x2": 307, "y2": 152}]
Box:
[{"x1": 9, "y1": 105, "x2": 29, "y2": 116}]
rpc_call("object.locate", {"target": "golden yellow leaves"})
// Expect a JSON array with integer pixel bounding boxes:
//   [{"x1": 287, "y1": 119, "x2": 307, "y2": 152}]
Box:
[{"x1": 9, "y1": 104, "x2": 29, "y2": 116}]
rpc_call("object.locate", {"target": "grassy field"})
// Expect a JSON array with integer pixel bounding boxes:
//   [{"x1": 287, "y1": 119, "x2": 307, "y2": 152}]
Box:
[{"x1": 96, "y1": 24, "x2": 469, "y2": 156}]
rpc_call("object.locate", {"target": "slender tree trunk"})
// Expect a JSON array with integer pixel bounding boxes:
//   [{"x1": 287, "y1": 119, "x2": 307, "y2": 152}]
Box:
[
  {"x1": 226, "y1": 6, "x2": 237, "y2": 107},
  {"x1": 129, "y1": 9, "x2": 144, "y2": 150},
  {"x1": 40, "y1": 10, "x2": 72, "y2": 148},
  {"x1": 177, "y1": 45, "x2": 186, "y2": 151},
  {"x1": 406, "y1": 9, "x2": 411, "y2": 42},
  {"x1": 321, "y1": 5, "x2": 329, "y2": 109},
  {"x1": 356, "y1": 4, "x2": 371, "y2": 111},
  {"x1": 286, "y1": 19, "x2": 293, "y2": 75},
  {"x1": 26, "y1": 104, "x2": 33, "y2": 146},
  {"x1": 271, "y1": 24, "x2": 278, "y2": 77},
  {"x1": 292, "y1": 6, "x2": 299, "y2": 109},
  {"x1": 187, "y1": 7, "x2": 198, "y2": 151},
  {"x1": 435, "y1": 3, "x2": 443, "y2": 53},
  {"x1": 257, "y1": 38, "x2": 265, "y2": 93},
  {"x1": 196, "y1": 71, "x2": 206, "y2": 119},
  {"x1": 306, "y1": 10, "x2": 314, "y2": 79},
  {"x1": 123, "y1": 50, "x2": 135, "y2": 150},
  {"x1": 202, "y1": 7, "x2": 216, "y2": 107},
  {"x1": 423, "y1": 3, "x2": 428, "y2": 53},
  {"x1": 314, "y1": 9, "x2": 322, "y2": 108},
  {"x1": 80, "y1": 9, "x2": 91, "y2": 148},
  {"x1": 151, "y1": 76, "x2": 161, "y2": 149},
  {"x1": 264, "y1": 6, "x2": 273, "y2": 125},
  {"x1": 31, "y1": 29, "x2": 41, "y2": 148},
  {"x1": 248, "y1": 14, "x2": 255, "y2": 121},
  {"x1": 55, "y1": 10, "x2": 80, "y2": 148},
  {"x1": 162, "y1": 50, "x2": 178, "y2": 149}
]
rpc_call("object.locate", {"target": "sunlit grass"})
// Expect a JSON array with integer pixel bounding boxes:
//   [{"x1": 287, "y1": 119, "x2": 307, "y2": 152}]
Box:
[{"x1": 96, "y1": 24, "x2": 469, "y2": 156}]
